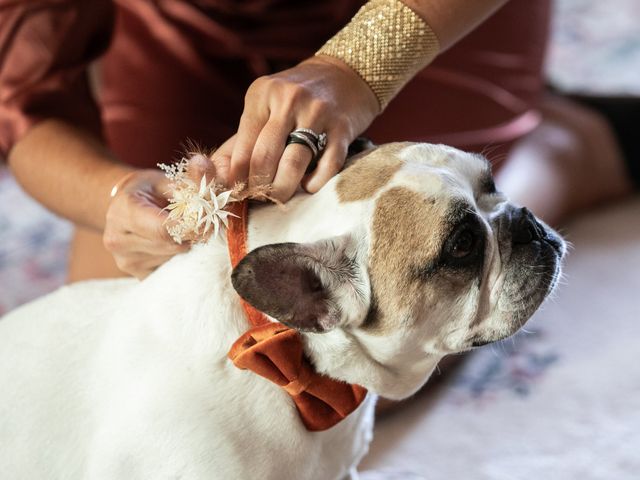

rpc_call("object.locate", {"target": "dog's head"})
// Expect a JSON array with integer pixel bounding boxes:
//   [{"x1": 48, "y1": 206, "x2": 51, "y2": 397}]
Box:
[{"x1": 231, "y1": 143, "x2": 565, "y2": 399}]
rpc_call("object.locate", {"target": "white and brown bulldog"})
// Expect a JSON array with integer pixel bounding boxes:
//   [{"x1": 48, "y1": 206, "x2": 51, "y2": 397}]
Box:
[{"x1": 0, "y1": 143, "x2": 565, "y2": 479}]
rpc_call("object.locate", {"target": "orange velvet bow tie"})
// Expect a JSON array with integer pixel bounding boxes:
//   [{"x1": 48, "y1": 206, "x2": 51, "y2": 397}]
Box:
[{"x1": 226, "y1": 201, "x2": 367, "y2": 431}]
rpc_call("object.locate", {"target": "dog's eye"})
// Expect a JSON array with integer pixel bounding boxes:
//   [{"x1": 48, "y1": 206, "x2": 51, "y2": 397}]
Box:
[
  {"x1": 442, "y1": 216, "x2": 485, "y2": 269},
  {"x1": 483, "y1": 177, "x2": 497, "y2": 194},
  {"x1": 451, "y1": 229, "x2": 477, "y2": 258}
]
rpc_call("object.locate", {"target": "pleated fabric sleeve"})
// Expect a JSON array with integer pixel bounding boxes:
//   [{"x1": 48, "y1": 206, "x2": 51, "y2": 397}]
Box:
[{"x1": 0, "y1": 0, "x2": 115, "y2": 159}]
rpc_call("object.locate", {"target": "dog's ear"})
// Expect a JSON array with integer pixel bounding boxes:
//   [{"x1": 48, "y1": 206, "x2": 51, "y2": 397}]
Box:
[{"x1": 231, "y1": 238, "x2": 367, "y2": 333}]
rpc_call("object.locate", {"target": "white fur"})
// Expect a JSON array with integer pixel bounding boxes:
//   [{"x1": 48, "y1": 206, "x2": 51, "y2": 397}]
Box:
[{"x1": 0, "y1": 143, "x2": 564, "y2": 479}]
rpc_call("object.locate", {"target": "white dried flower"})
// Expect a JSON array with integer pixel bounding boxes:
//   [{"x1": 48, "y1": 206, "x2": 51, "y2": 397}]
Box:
[
  {"x1": 158, "y1": 159, "x2": 189, "y2": 181},
  {"x1": 159, "y1": 157, "x2": 238, "y2": 244}
]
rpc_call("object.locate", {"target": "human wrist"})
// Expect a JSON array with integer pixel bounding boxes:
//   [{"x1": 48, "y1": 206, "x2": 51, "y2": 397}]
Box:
[
  {"x1": 315, "y1": 0, "x2": 440, "y2": 110},
  {"x1": 108, "y1": 169, "x2": 138, "y2": 200},
  {"x1": 99, "y1": 165, "x2": 137, "y2": 227}
]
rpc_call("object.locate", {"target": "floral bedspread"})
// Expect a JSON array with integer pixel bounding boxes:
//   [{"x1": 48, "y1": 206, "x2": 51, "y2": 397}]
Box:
[
  {"x1": 547, "y1": 0, "x2": 640, "y2": 95},
  {"x1": 0, "y1": 168, "x2": 70, "y2": 316}
]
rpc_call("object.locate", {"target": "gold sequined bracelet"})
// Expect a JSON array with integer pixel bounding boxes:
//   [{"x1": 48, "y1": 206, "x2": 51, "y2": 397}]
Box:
[{"x1": 316, "y1": 0, "x2": 440, "y2": 111}]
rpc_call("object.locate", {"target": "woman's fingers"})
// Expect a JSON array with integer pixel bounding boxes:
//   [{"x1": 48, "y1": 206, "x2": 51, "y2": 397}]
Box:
[
  {"x1": 210, "y1": 134, "x2": 236, "y2": 187},
  {"x1": 113, "y1": 250, "x2": 176, "y2": 280},
  {"x1": 104, "y1": 169, "x2": 190, "y2": 278},
  {"x1": 186, "y1": 153, "x2": 216, "y2": 186},
  {"x1": 247, "y1": 118, "x2": 291, "y2": 190},
  {"x1": 223, "y1": 57, "x2": 380, "y2": 201},
  {"x1": 229, "y1": 81, "x2": 270, "y2": 185},
  {"x1": 105, "y1": 199, "x2": 186, "y2": 257},
  {"x1": 269, "y1": 101, "x2": 327, "y2": 200},
  {"x1": 149, "y1": 174, "x2": 175, "y2": 207},
  {"x1": 229, "y1": 117, "x2": 262, "y2": 184},
  {"x1": 130, "y1": 210, "x2": 188, "y2": 254},
  {"x1": 302, "y1": 134, "x2": 349, "y2": 193},
  {"x1": 270, "y1": 142, "x2": 313, "y2": 201}
]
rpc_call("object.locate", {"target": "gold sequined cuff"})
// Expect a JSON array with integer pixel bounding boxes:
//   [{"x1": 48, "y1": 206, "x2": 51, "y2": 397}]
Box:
[{"x1": 316, "y1": 0, "x2": 440, "y2": 110}]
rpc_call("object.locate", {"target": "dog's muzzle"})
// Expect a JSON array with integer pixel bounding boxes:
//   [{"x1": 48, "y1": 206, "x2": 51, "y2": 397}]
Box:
[
  {"x1": 468, "y1": 205, "x2": 566, "y2": 348},
  {"x1": 510, "y1": 206, "x2": 563, "y2": 253}
]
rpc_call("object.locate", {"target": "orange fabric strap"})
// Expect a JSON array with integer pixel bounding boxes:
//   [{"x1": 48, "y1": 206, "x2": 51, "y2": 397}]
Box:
[{"x1": 226, "y1": 201, "x2": 367, "y2": 431}]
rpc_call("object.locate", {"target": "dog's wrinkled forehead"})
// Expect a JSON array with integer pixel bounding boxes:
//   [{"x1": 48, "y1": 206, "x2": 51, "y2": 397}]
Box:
[
  {"x1": 337, "y1": 142, "x2": 494, "y2": 208},
  {"x1": 398, "y1": 143, "x2": 495, "y2": 198}
]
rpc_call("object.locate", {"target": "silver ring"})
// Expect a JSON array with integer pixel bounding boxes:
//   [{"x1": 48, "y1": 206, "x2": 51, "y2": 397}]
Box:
[
  {"x1": 293, "y1": 128, "x2": 318, "y2": 138},
  {"x1": 287, "y1": 132, "x2": 318, "y2": 157},
  {"x1": 289, "y1": 128, "x2": 327, "y2": 156}
]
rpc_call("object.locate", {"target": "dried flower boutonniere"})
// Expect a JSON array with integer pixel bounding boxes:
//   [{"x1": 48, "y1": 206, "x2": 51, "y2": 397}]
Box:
[
  {"x1": 159, "y1": 151, "x2": 281, "y2": 244},
  {"x1": 158, "y1": 157, "x2": 237, "y2": 244}
]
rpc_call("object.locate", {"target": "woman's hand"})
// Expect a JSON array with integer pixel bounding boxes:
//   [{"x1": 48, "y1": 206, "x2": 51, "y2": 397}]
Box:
[
  {"x1": 105, "y1": 55, "x2": 379, "y2": 278},
  {"x1": 103, "y1": 169, "x2": 189, "y2": 279},
  {"x1": 211, "y1": 55, "x2": 379, "y2": 201}
]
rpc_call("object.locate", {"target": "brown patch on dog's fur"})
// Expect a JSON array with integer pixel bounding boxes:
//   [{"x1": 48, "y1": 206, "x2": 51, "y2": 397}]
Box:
[
  {"x1": 336, "y1": 144, "x2": 407, "y2": 202},
  {"x1": 365, "y1": 186, "x2": 444, "y2": 333}
]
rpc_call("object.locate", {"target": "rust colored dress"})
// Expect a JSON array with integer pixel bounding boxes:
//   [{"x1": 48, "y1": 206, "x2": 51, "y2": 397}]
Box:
[{"x1": 0, "y1": 0, "x2": 550, "y2": 167}]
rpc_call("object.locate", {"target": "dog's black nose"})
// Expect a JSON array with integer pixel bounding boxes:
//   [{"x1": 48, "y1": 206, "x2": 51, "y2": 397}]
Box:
[{"x1": 512, "y1": 207, "x2": 545, "y2": 244}]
